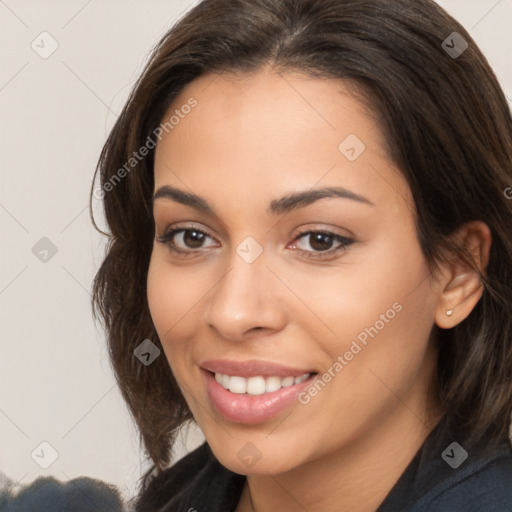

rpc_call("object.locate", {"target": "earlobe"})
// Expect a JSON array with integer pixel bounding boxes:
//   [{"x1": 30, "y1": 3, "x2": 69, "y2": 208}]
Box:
[{"x1": 434, "y1": 221, "x2": 491, "y2": 330}]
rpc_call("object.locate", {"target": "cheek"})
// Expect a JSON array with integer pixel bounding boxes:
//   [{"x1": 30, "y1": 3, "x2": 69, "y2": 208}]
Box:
[
  {"x1": 146, "y1": 252, "x2": 207, "y2": 357},
  {"x1": 288, "y1": 229, "x2": 436, "y2": 395},
  {"x1": 289, "y1": 231, "x2": 430, "y2": 341},
  {"x1": 296, "y1": 238, "x2": 437, "y2": 422}
]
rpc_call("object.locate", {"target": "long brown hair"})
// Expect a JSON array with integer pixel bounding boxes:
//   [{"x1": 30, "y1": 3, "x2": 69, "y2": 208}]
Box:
[{"x1": 90, "y1": 0, "x2": 512, "y2": 491}]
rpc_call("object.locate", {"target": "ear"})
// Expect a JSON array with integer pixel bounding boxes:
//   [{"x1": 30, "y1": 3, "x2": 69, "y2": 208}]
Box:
[{"x1": 434, "y1": 221, "x2": 492, "y2": 329}]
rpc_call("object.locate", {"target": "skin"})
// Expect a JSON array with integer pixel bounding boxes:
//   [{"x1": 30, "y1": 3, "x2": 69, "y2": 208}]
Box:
[{"x1": 147, "y1": 66, "x2": 491, "y2": 512}]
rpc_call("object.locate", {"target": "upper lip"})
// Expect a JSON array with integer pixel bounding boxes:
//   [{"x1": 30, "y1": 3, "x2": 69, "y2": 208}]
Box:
[{"x1": 200, "y1": 359, "x2": 315, "y2": 378}]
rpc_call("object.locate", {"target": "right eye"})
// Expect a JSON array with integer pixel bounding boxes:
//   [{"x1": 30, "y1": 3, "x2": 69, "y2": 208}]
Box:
[{"x1": 156, "y1": 227, "x2": 218, "y2": 256}]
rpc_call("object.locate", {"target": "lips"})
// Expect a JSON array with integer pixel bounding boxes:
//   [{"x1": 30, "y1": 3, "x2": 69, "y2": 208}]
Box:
[
  {"x1": 200, "y1": 358, "x2": 315, "y2": 378},
  {"x1": 199, "y1": 359, "x2": 318, "y2": 424}
]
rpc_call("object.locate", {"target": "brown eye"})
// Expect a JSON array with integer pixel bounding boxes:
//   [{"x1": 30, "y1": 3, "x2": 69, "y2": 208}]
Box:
[
  {"x1": 181, "y1": 230, "x2": 207, "y2": 248},
  {"x1": 156, "y1": 228, "x2": 217, "y2": 255},
  {"x1": 291, "y1": 230, "x2": 354, "y2": 260},
  {"x1": 308, "y1": 232, "x2": 335, "y2": 251}
]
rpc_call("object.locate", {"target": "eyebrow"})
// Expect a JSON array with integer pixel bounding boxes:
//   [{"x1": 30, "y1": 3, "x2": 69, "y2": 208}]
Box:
[{"x1": 152, "y1": 184, "x2": 375, "y2": 215}]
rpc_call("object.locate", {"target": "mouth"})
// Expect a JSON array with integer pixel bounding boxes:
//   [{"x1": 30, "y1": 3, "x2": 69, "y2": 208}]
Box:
[
  {"x1": 212, "y1": 371, "x2": 313, "y2": 395},
  {"x1": 200, "y1": 364, "x2": 318, "y2": 425}
]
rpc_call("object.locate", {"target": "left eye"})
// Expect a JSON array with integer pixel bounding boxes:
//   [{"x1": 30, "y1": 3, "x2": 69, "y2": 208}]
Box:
[{"x1": 291, "y1": 231, "x2": 353, "y2": 255}]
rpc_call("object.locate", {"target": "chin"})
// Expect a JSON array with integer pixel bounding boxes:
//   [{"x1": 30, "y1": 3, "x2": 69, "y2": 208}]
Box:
[{"x1": 207, "y1": 434, "x2": 307, "y2": 476}]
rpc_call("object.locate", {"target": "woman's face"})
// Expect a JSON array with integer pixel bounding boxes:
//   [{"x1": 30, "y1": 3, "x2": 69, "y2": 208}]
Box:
[{"x1": 147, "y1": 67, "x2": 443, "y2": 474}]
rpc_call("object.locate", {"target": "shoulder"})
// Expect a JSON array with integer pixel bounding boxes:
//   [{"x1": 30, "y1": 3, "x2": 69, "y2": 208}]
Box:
[
  {"x1": 135, "y1": 441, "x2": 246, "y2": 512},
  {"x1": 419, "y1": 443, "x2": 512, "y2": 512},
  {"x1": 378, "y1": 421, "x2": 512, "y2": 512}
]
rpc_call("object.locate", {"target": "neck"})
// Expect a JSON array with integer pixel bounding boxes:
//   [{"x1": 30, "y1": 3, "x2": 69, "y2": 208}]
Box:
[{"x1": 236, "y1": 377, "x2": 444, "y2": 512}]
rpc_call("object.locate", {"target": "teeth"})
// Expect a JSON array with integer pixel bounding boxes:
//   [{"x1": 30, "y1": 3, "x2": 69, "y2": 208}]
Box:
[
  {"x1": 229, "y1": 376, "x2": 247, "y2": 394},
  {"x1": 265, "y1": 376, "x2": 282, "y2": 393},
  {"x1": 214, "y1": 372, "x2": 311, "y2": 395},
  {"x1": 281, "y1": 376, "x2": 295, "y2": 387}
]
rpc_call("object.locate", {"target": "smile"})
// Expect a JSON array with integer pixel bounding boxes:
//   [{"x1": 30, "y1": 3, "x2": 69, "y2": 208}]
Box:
[
  {"x1": 214, "y1": 372, "x2": 311, "y2": 395},
  {"x1": 201, "y1": 367, "x2": 317, "y2": 425}
]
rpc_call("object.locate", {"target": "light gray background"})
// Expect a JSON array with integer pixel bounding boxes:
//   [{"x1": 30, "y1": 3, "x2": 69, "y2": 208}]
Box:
[{"x1": 1, "y1": 0, "x2": 511, "y2": 501}]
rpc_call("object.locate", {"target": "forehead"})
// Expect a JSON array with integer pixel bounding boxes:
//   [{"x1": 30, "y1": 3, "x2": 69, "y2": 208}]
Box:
[
  {"x1": 160, "y1": 67, "x2": 376, "y2": 145},
  {"x1": 153, "y1": 67, "x2": 411, "y2": 212}
]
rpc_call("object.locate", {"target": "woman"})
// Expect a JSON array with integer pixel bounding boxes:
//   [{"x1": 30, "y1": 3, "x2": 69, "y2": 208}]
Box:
[{"x1": 90, "y1": 0, "x2": 512, "y2": 510}]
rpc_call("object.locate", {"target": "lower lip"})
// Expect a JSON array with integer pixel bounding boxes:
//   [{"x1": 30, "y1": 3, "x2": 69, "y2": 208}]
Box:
[{"x1": 201, "y1": 369, "x2": 316, "y2": 425}]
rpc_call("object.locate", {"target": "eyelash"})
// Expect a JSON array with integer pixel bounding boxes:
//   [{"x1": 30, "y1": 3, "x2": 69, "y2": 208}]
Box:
[{"x1": 156, "y1": 226, "x2": 354, "y2": 260}]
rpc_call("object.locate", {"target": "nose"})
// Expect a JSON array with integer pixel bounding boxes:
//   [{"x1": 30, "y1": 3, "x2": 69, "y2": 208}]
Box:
[{"x1": 201, "y1": 249, "x2": 287, "y2": 341}]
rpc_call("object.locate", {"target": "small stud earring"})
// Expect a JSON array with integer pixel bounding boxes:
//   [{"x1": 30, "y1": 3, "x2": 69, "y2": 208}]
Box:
[{"x1": 446, "y1": 309, "x2": 454, "y2": 316}]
